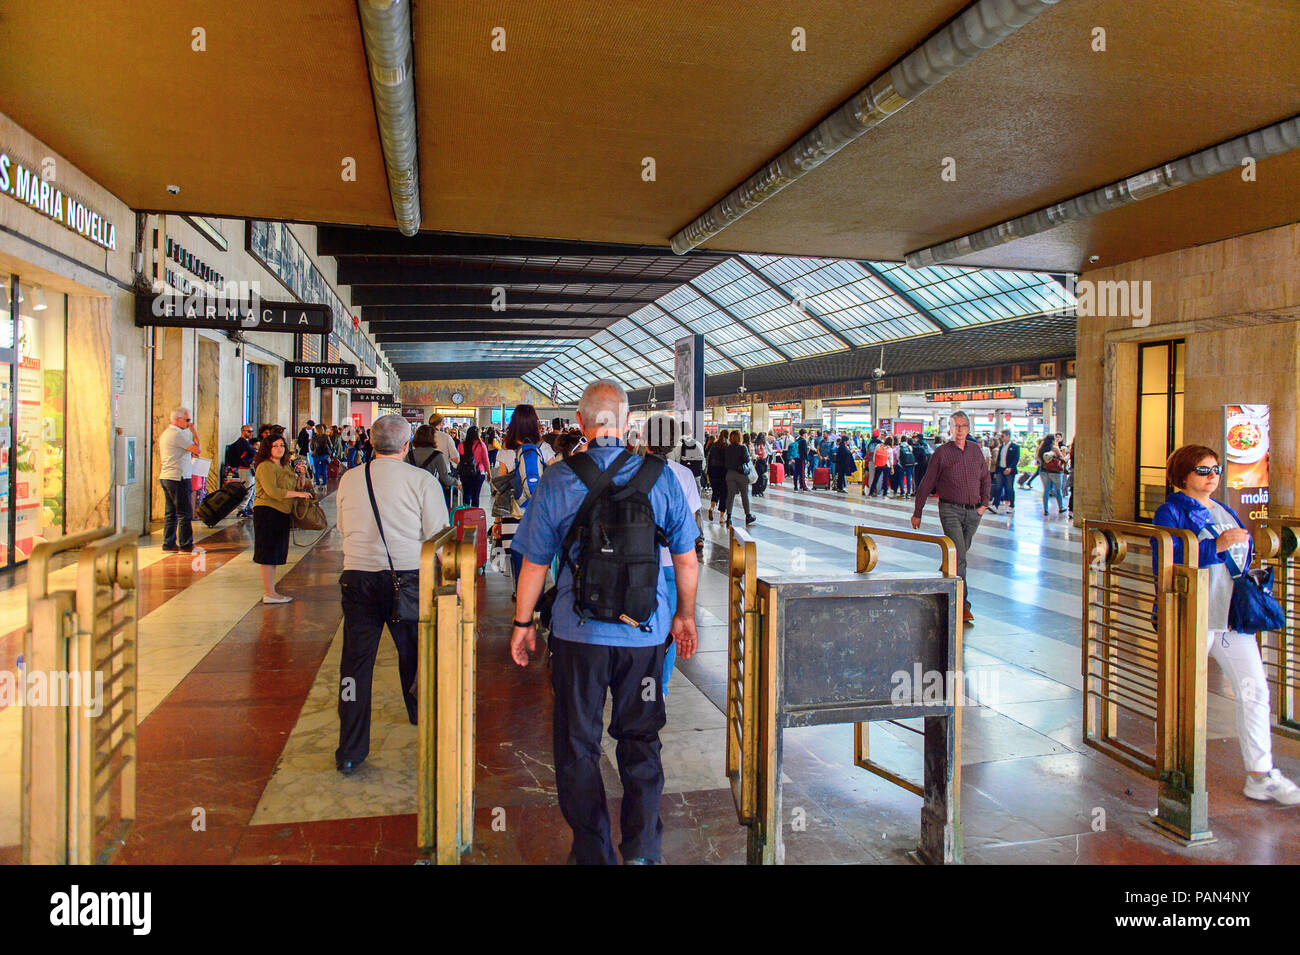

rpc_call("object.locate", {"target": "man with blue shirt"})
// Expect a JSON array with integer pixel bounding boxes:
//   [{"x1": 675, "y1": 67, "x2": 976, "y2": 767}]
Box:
[{"x1": 510, "y1": 380, "x2": 699, "y2": 865}]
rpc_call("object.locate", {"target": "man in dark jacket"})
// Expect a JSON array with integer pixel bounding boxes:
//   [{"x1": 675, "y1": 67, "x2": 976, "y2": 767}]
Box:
[
  {"x1": 296, "y1": 420, "x2": 314, "y2": 458},
  {"x1": 833, "y1": 438, "x2": 855, "y2": 493},
  {"x1": 990, "y1": 429, "x2": 1020, "y2": 514}
]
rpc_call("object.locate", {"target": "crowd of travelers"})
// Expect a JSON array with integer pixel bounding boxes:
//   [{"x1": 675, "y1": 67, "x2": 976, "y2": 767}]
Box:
[{"x1": 155, "y1": 385, "x2": 1296, "y2": 872}]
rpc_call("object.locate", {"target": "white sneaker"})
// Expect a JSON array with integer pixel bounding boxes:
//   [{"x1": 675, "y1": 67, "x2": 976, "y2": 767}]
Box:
[
  {"x1": 262, "y1": 594, "x2": 293, "y2": 605},
  {"x1": 1243, "y1": 769, "x2": 1300, "y2": 805}
]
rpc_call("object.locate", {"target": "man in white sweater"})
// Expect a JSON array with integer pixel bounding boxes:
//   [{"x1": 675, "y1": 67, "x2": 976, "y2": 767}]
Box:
[{"x1": 334, "y1": 414, "x2": 449, "y2": 775}]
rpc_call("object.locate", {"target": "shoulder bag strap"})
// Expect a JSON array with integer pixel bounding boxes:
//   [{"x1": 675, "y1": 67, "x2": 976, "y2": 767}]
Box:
[
  {"x1": 364, "y1": 461, "x2": 398, "y2": 577},
  {"x1": 557, "y1": 449, "x2": 634, "y2": 572}
]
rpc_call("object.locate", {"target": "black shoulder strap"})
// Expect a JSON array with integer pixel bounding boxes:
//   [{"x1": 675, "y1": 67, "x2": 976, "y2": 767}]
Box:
[
  {"x1": 627, "y1": 453, "x2": 666, "y2": 494},
  {"x1": 558, "y1": 448, "x2": 634, "y2": 564},
  {"x1": 364, "y1": 461, "x2": 397, "y2": 576}
]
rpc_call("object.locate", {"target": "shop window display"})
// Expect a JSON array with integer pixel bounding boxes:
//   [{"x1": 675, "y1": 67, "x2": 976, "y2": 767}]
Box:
[{"x1": 14, "y1": 281, "x2": 66, "y2": 559}]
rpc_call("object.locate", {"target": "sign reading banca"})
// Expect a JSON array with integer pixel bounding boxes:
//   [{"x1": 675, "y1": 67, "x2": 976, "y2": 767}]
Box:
[
  {"x1": 0, "y1": 150, "x2": 117, "y2": 250},
  {"x1": 135, "y1": 293, "x2": 333, "y2": 335},
  {"x1": 317, "y1": 374, "x2": 378, "y2": 389},
  {"x1": 351, "y1": 392, "x2": 396, "y2": 404},
  {"x1": 285, "y1": 361, "x2": 357, "y2": 379}
]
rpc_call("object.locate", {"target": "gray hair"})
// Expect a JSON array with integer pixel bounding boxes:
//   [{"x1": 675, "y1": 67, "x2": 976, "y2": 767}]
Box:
[
  {"x1": 950, "y1": 411, "x2": 971, "y2": 427},
  {"x1": 370, "y1": 413, "x2": 413, "y2": 454},
  {"x1": 577, "y1": 379, "x2": 628, "y2": 435},
  {"x1": 170, "y1": 406, "x2": 190, "y2": 422}
]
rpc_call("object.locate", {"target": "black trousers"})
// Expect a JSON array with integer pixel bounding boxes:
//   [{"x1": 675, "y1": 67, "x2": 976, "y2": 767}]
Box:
[
  {"x1": 159, "y1": 478, "x2": 193, "y2": 549},
  {"x1": 336, "y1": 569, "x2": 419, "y2": 766},
  {"x1": 550, "y1": 636, "x2": 667, "y2": 864}
]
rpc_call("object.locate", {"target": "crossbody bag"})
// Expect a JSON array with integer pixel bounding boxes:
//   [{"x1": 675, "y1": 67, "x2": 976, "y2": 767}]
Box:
[{"x1": 364, "y1": 461, "x2": 420, "y2": 624}]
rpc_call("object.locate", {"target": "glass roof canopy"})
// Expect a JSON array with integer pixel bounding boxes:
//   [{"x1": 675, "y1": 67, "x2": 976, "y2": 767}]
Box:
[{"x1": 522, "y1": 254, "x2": 1074, "y2": 404}]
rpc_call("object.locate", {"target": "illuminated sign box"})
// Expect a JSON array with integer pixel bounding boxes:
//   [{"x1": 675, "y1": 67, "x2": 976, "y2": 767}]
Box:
[{"x1": 925, "y1": 387, "x2": 1021, "y2": 403}]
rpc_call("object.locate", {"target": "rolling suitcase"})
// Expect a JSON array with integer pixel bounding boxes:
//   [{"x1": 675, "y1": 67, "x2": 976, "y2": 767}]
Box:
[
  {"x1": 327, "y1": 458, "x2": 340, "y2": 481},
  {"x1": 453, "y1": 507, "x2": 488, "y2": 574},
  {"x1": 812, "y1": 466, "x2": 831, "y2": 489},
  {"x1": 197, "y1": 480, "x2": 248, "y2": 527},
  {"x1": 769, "y1": 461, "x2": 784, "y2": 484}
]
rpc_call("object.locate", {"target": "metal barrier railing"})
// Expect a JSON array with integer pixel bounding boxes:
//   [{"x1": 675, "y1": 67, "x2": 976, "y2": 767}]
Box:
[
  {"x1": 1082, "y1": 520, "x2": 1211, "y2": 845},
  {"x1": 416, "y1": 526, "x2": 478, "y2": 864},
  {"x1": 852, "y1": 525, "x2": 962, "y2": 798},
  {"x1": 724, "y1": 527, "x2": 759, "y2": 828},
  {"x1": 1251, "y1": 517, "x2": 1300, "y2": 740},
  {"x1": 23, "y1": 527, "x2": 139, "y2": 864}
]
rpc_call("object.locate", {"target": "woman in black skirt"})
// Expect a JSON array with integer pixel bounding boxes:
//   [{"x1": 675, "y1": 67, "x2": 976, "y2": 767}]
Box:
[{"x1": 252, "y1": 434, "x2": 313, "y2": 604}]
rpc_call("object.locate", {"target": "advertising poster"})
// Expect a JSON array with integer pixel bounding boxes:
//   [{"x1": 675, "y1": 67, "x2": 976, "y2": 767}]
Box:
[
  {"x1": 1222, "y1": 403, "x2": 1269, "y2": 530},
  {"x1": 674, "y1": 334, "x2": 705, "y2": 444}
]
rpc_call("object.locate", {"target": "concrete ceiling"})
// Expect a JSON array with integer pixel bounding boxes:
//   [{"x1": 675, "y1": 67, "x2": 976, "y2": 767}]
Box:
[{"x1": 2, "y1": 0, "x2": 1295, "y2": 274}]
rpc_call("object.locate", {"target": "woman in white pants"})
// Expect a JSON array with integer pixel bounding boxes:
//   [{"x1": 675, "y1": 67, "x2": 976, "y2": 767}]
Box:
[{"x1": 1154, "y1": 444, "x2": 1300, "y2": 805}]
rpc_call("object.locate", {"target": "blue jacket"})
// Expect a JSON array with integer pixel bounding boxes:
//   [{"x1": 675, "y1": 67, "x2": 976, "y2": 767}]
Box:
[{"x1": 1152, "y1": 491, "x2": 1247, "y2": 569}]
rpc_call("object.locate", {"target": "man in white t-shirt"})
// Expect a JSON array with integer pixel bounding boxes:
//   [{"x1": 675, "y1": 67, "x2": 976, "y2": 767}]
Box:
[
  {"x1": 158, "y1": 406, "x2": 201, "y2": 552},
  {"x1": 647, "y1": 414, "x2": 702, "y2": 698},
  {"x1": 430, "y1": 412, "x2": 460, "y2": 466},
  {"x1": 334, "y1": 413, "x2": 449, "y2": 775}
]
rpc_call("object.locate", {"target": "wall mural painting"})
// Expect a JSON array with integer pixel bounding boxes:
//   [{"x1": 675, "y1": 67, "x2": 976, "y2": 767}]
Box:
[{"x1": 400, "y1": 379, "x2": 551, "y2": 409}]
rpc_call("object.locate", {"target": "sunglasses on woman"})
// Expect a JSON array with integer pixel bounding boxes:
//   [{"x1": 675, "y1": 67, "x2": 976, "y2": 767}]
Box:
[{"x1": 1191, "y1": 465, "x2": 1224, "y2": 476}]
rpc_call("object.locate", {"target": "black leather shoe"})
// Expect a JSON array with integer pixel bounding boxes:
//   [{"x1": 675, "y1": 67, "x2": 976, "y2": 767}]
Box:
[{"x1": 337, "y1": 759, "x2": 363, "y2": 776}]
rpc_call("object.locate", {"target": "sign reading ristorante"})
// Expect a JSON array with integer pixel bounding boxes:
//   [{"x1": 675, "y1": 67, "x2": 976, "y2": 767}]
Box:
[
  {"x1": 135, "y1": 293, "x2": 333, "y2": 334},
  {"x1": 925, "y1": 387, "x2": 1021, "y2": 403},
  {"x1": 317, "y1": 374, "x2": 378, "y2": 389},
  {"x1": 284, "y1": 361, "x2": 357, "y2": 379},
  {"x1": 0, "y1": 150, "x2": 117, "y2": 250}
]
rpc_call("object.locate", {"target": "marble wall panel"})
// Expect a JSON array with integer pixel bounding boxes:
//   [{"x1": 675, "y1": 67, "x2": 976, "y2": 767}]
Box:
[{"x1": 66, "y1": 294, "x2": 111, "y2": 533}]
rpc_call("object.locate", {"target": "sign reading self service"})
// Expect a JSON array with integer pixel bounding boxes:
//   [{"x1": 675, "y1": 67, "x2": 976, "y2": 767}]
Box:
[{"x1": 317, "y1": 374, "x2": 378, "y2": 389}]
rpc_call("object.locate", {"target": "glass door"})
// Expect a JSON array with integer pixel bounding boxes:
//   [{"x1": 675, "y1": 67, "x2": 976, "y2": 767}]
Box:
[{"x1": 1135, "y1": 340, "x2": 1185, "y2": 521}]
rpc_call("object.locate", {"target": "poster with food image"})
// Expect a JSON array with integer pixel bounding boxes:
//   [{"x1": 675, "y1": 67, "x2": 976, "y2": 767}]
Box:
[{"x1": 1223, "y1": 403, "x2": 1269, "y2": 527}]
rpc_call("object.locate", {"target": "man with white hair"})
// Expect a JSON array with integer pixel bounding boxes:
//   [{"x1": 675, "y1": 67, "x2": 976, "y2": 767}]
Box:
[
  {"x1": 158, "y1": 406, "x2": 201, "y2": 552},
  {"x1": 510, "y1": 380, "x2": 699, "y2": 865},
  {"x1": 910, "y1": 410, "x2": 988, "y2": 624},
  {"x1": 333, "y1": 413, "x2": 449, "y2": 775}
]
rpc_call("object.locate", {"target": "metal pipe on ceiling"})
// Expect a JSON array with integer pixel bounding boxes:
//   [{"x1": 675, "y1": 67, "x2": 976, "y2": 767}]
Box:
[
  {"x1": 667, "y1": 0, "x2": 1060, "y2": 254},
  {"x1": 356, "y1": 0, "x2": 421, "y2": 236},
  {"x1": 906, "y1": 115, "x2": 1300, "y2": 268}
]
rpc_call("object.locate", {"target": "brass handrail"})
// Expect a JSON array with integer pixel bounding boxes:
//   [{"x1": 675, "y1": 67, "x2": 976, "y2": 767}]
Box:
[
  {"x1": 1081, "y1": 519, "x2": 1211, "y2": 845},
  {"x1": 725, "y1": 526, "x2": 759, "y2": 827},
  {"x1": 23, "y1": 526, "x2": 138, "y2": 864},
  {"x1": 416, "y1": 527, "x2": 478, "y2": 863},
  {"x1": 853, "y1": 524, "x2": 958, "y2": 578},
  {"x1": 1249, "y1": 516, "x2": 1300, "y2": 739}
]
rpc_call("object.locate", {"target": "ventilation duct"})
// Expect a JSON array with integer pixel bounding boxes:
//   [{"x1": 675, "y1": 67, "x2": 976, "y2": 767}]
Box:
[
  {"x1": 357, "y1": 0, "x2": 421, "y2": 236},
  {"x1": 668, "y1": 0, "x2": 1061, "y2": 254},
  {"x1": 907, "y1": 115, "x2": 1300, "y2": 268}
]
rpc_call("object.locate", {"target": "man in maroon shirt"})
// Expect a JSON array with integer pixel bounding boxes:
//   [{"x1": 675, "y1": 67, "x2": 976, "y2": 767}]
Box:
[{"x1": 910, "y1": 411, "x2": 988, "y2": 624}]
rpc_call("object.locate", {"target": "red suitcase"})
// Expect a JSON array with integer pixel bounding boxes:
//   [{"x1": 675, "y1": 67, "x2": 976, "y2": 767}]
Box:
[
  {"x1": 769, "y1": 461, "x2": 784, "y2": 484},
  {"x1": 453, "y1": 507, "x2": 488, "y2": 574},
  {"x1": 812, "y1": 466, "x2": 830, "y2": 489}
]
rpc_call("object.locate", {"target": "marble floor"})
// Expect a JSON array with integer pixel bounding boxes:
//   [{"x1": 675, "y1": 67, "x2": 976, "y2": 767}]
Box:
[{"x1": 1, "y1": 476, "x2": 1297, "y2": 865}]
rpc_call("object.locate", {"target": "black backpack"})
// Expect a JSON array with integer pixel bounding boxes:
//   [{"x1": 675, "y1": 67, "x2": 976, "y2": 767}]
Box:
[
  {"x1": 457, "y1": 444, "x2": 478, "y2": 481},
  {"x1": 557, "y1": 449, "x2": 668, "y2": 631}
]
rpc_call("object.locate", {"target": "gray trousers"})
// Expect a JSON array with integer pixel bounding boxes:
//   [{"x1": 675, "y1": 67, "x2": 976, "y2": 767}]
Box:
[
  {"x1": 724, "y1": 471, "x2": 752, "y2": 521},
  {"x1": 937, "y1": 501, "x2": 982, "y2": 610}
]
